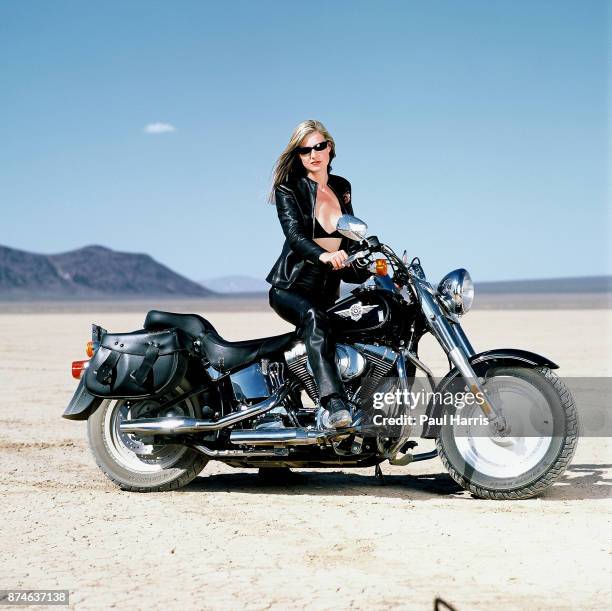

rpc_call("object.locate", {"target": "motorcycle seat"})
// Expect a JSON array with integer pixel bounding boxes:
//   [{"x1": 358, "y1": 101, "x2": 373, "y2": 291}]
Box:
[
  {"x1": 144, "y1": 310, "x2": 216, "y2": 337},
  {"x1": 144, "y1": 310, "x2": 296, "y2": 372}
]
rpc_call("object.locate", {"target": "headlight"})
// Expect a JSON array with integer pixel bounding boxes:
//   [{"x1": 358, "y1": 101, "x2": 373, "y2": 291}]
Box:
[{"x1": 437, "y1": 268, "x2": 474, "y2": 316}]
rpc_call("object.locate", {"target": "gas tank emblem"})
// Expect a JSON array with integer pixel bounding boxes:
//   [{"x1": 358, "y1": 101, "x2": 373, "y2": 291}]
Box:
[{"x1": 335, "y1": 301, "x2": 378, "y2": 322}]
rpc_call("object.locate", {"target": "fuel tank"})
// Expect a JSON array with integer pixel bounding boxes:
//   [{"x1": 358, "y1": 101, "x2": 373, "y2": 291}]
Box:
[{"x1": 327, "y1": 286, "x2": 414, "y2": 344}]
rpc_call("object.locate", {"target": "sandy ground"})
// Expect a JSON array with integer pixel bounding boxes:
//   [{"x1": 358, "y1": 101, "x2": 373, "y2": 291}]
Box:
[{"x1": 0, "y1": 308, "x2": 610, "y2": 610}]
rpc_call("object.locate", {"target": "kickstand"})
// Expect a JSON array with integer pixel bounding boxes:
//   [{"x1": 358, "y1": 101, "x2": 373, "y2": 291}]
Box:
[{"x1": 374, "y1": 463, "x2": 385, "y2": 484}]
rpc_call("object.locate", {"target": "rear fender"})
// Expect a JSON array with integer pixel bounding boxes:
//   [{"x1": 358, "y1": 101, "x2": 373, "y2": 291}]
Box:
[
  {"x1": 62, "y1": 377, "x2": 103, "y2": 420},
  {"x1": 421, "y1": 349, "x2": 559, "y2": 438}
]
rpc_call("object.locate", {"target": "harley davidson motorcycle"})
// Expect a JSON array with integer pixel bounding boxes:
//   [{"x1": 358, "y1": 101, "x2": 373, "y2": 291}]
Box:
[{"x1": 63, "y1": 215, "x2": 579, "y2": 499}]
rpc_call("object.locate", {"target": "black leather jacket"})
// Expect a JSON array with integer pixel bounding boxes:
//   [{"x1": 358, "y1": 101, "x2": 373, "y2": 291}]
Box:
[{"x1": 266, "y1": 174, "x2": 370, "y2": 289}]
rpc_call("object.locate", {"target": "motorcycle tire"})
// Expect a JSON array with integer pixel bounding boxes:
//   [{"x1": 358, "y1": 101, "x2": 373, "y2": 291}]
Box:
[
  {"x1": 87, "y1": 381, "x2": 209, "y2": 492},
  {"x1": 436, "y1": 366, "x2": 579, "y2": 500}
]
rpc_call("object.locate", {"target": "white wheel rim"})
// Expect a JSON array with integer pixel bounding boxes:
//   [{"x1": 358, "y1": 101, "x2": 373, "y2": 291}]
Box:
[
  {"x1": 453, "y1": 376, "x2": 555, "y2": 479},
  {"x1": 102, "y1": 389, "x2": 194, "y2": 473}
]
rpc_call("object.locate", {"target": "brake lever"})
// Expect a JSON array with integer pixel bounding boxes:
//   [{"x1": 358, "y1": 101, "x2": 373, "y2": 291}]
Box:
[{"x1": 344, "y1": 249, "x2": 370, "y2": 266}]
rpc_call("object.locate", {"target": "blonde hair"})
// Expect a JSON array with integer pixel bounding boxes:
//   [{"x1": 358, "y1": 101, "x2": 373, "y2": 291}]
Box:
[{"x1": 268, "y1": 119, "x2": 336, "y2": 203}]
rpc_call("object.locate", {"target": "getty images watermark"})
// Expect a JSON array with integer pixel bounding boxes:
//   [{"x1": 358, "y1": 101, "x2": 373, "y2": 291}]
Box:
[
  {"x1": 372, "y1": 387, "x2": 489, "y2": 427},
  {"x1": 355, "y1": 376, "x2": 612, "y2": 437}
]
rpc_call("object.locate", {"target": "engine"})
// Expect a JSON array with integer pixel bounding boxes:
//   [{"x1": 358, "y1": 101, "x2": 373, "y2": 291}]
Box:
[{"x1": 284, "y1": 341, "x2": 398, "y2": 406}]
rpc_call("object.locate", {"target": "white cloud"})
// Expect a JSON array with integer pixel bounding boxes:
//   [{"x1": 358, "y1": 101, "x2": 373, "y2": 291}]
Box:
[{"x1": 143, "y1": 122, "x2": 176, "y2": 134}]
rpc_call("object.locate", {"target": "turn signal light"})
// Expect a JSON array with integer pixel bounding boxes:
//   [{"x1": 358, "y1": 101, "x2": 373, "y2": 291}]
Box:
[
  {"x1": 72, "y1": 359, "x2": 89, "y2": 380},
  {"x1": 375, "y1": 259, "x2": 388, "y2": 276},
  {"x1": 86, "y1": 341, "x2": 95, "y2": 357}
]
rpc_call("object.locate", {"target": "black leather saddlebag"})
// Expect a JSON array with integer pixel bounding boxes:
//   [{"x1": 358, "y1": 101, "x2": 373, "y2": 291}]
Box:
[{"x1": 85, "y1": 328, "x2": 187, "y2": 398}]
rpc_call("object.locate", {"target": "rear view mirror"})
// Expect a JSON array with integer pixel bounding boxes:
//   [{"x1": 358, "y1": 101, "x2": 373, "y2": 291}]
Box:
[{"x1": 336, "y1": 214, "x2": 368, "y2": 241}]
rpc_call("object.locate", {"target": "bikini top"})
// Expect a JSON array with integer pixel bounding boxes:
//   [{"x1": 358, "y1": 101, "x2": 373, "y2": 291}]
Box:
[{"x1": 313, "y1": 216, "x2": 343, "y2": 239}]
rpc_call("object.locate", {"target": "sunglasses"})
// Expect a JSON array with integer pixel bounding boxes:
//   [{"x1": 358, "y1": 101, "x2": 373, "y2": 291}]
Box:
[{"x1": 295, "y1": 140, "x2": 330, "y2": 156}]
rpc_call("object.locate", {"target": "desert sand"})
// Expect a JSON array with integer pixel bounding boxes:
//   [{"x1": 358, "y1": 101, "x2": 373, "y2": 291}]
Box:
[{"x1": 0, "y1": 307, "x2": 610, "y2": 610}]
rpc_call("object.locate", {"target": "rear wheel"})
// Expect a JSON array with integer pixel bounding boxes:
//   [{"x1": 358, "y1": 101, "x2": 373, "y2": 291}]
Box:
[
  {"x1": 436, "y1": 367, "x2": 579, "y2": 500},
  {"x1": 87, "y1": 382, "x2": 208, "y2": 492}
]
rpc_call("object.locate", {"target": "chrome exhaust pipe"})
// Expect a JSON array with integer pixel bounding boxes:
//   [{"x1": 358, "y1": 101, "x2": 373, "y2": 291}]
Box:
[
  {"x1": 230, "y1": 428, "x2": 329, "y2": 446},
  {"x1": 194, "y1": 445, "x2": 286, "y2": 458},
  {"x1": 119, "y1": 387, "x2": 289, "y2": 436}
]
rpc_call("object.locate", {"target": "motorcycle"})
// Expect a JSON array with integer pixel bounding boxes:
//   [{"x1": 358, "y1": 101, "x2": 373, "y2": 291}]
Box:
[{"x1": 63, "y1": 215, "x2": 579, "y2": 499}]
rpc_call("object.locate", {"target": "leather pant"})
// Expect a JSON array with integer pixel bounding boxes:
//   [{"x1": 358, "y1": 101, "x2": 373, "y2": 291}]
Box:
[{"x1": 269, "y1": 264, "x2": 344, "y2": 402}]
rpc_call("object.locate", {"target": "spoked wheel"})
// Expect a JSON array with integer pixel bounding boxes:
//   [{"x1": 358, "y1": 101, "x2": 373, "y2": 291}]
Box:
[
  {"x1": 436, "y1": 367, "x2": 579, "y2": 499},
  {"x1": 87, "y1": 382, "x2": 208, "y2": 492}
]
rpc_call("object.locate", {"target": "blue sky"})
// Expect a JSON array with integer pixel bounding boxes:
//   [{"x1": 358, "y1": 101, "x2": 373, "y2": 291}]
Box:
[{"x1": 1, "y1": 0, "x2": 609, "y2": 283}]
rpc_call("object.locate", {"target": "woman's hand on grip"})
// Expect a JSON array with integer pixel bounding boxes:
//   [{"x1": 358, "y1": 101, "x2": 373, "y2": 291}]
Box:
[{"x1": 319, "y1": 250, "x2": 348, "y2": 270}]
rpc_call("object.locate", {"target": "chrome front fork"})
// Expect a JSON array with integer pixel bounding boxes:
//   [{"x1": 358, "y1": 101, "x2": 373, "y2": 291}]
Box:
[
  {"x1": 419, "y1": 286, "x2": 509, "y2": 434},
  {"x1": 384, "y1": 350, "x2": 413, "y2": 458}
]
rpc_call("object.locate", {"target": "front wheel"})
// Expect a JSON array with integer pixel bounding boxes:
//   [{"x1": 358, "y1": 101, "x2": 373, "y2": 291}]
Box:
[
  {"x1": 87, "y1": 382, "x2": 209, "y2": 492},
  {"x1": 436, "y1": 367, "x2": 579, "y2": 500}
]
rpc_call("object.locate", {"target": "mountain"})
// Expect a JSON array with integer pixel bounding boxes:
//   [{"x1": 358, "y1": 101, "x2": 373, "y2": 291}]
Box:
[
  {"x1": 475, "y1": 275, "x2": 612, "y2": 294},
  {"x1": 2, "y1": 243, "x2": 609, "y2": 303},
  {"x1": 200, "y1": 275, "x2": 269, "y2": 294},
  {"x1": 199, "y1": 273, "x2": 612, "y2": 296},
  {"x1": 0, "y1": 244, "x2": 215, "y2": 299}
]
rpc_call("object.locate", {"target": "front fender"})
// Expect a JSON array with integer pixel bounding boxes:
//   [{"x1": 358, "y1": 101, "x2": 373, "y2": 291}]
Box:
[
  {"x1": 420, "y1": 348, "x2": 559, "y2": 438},
  {"x1": 62, "y1": 377, "x2": 103, "y2": 420}
]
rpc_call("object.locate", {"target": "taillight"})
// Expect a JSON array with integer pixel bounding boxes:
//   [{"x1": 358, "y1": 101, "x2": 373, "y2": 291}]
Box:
[{"x1": 72, "y1": 359, "x2": 89, "y2": 380}]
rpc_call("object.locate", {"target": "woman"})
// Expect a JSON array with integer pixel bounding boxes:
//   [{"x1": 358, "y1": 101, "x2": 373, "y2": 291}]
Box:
[{"x1": 266, "y1": 119, "x2": 370, "y2": 429}]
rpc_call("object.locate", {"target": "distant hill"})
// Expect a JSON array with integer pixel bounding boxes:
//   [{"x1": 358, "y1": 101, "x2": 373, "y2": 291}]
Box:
[
  {"x1": 200, "y1": 273, "x2": 612, "y2": 297},
  {"x1": 0, "y1": 245, "x2": 215, "y2": 300},
  {"x1": 2, "y1": 244, "x2": 609, "y2": 305},
  {"x1": 476, "y1": 275, "x2": 612, "y2": 294}
]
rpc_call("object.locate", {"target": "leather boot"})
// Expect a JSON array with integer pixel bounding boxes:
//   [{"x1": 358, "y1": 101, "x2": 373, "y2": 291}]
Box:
[{"x1": 323, "y1": 395, "x2": 352, "y2": 429}]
